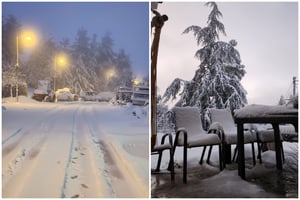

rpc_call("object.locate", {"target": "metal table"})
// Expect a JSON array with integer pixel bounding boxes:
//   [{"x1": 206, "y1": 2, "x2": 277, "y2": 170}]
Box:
[{"x1": 234, "y1": 105, "x2": 298, "y2": 179}]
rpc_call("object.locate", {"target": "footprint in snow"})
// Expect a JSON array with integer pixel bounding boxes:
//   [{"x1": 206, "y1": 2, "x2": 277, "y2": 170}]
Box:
[
  {"x1": 71, "y1": 194, "x2": 79, "y2": 198},
  {"x1": 71, "y1": 175, "x2": 78, "y2": 179}
]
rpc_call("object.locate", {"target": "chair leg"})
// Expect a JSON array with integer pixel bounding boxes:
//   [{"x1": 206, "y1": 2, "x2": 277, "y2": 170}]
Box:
[
  {"x1": 156, "y1": 151, "x2": 163, "y2": 171},
  {"x1": 251, "y1": 142, "x2": 256, "y2": 166},
  {"x1": 199, "y1": 146, "x2": 207, "y2": 164},
  {"x1": 224, "y1": 144, "x2": 232, "y2": 164},
  {"x1": 169, "y1": 148, "x2": 175, "y2": 181},
  {"x1": 207, "y1": 145, "x2": 213, "y2": 164},
  {"x1": 219, "y1": 144, "x2": 223, "y2": 171},
  {"x1": 232, "y1": 146, "x2": 238, "y2": 163},
  {"x1": 221, "y1": 142, "x2": 226, "y2": 169},
  {"x1": 183, "y1": 145, "x2": 187, "y2": 183},
  {"x1": 280, "y1": 141, "x2": 285, "y2": 162},
  {"x1": 257, "y1": 141, "x2": 262, "y2": 164}
]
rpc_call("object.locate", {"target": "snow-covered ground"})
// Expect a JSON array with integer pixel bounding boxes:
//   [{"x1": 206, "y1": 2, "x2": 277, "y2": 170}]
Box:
[
  {"x1": 2, "y1": 96, "x2": 149, "y2": 198},
  {"x1": 152, "y1": 131, "x2": 298, "y2": 198}
]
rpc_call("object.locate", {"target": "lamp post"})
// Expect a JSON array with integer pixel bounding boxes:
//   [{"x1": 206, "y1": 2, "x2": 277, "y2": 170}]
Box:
[
  {"x1": 15, "y1": 34, "x2": 20, "y2": 102},
  {"x1": 15, "y1": 30, "x2": 37, "y2": 102}
]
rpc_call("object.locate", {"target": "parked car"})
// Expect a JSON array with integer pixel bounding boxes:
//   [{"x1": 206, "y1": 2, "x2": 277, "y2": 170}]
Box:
[
  {"x1": 131, "y1": 85, "x2": 149, "y2": 106},
  {"x1": 32, "y1": 89, "x2": 49, "y2": 101},
  {"x1": 96, "y1": 92, "x2": 115, "y2": 102},
  {"x1": 116, "y1": 86, "x2": 132, "y2": 103},
  {"x1": 80, "y1": 91, "x2": 97, "y2": 101},
  {"x1": 55, "y1": 88, "x2": 74, "y2": 101},
  {"x1": 32, "y1": 80, "x2": 52, "y2": 101}
]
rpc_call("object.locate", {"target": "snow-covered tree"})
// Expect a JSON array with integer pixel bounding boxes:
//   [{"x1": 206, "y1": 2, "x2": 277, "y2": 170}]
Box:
[
  {"x1": 2, "y1": 15, "x2": 31, "y2": 97},
  {"x1": 278, "y1": 95, "x2": 286, "y2": 105},
  {"x1": 24, "y1": 38, "x2": 57, "y2": 88},
  {"x1": 161, "y1": 2, "x2": 247, "y2": 129},
  {"x1": 2, "y1": 15, "x2": 135, "y2": 97},
  {"x1": 114, "y1": 49, "x2": 133, "y2": 88},
  {"x1": 2, "y1": 15, "x2": 21, "y2": 70}
]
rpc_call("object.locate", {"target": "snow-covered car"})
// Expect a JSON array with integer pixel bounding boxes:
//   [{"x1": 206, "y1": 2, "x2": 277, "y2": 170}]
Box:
[
  {"x1": 80, "y1": 91, "x2": 97, "y2": 101},
  {"x1": 55, "y1": 88, "x2": 74, "y2": 101},
  {"x1": 96, "y1": 92, "x2": 115, "y2": 102},
  {"x1": 32, "y1": 80, "x2": 52, "y2": 101},
  {"x1": 32, "y1": 89, "x2": 49, "y2": 101},
  {"x1": 116, "y1": 86, "x2": 132, "y2": 103},
  {"x1": 131, "y1": 86, "x2": 149, "y2": 106}
]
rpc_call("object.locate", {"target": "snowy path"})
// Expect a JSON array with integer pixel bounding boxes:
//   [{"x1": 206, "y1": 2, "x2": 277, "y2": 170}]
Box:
[{"x1": 2, "y1": 100, "x2": 149, "y2": 198}]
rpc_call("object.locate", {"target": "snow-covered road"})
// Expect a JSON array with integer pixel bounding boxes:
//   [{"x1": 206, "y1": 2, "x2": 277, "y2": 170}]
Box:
[{"x1": 2, "y1": 99, "x2": 149, "y2": 198}]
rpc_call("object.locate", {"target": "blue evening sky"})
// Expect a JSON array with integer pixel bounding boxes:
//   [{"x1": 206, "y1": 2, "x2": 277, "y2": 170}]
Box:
[{"x1": 2, "y1": 2, "x2": 149, "y2": 77}]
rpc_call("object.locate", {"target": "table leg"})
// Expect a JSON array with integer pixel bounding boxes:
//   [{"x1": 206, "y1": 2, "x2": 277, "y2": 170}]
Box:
[
  {"x1": 272, "y1": 123, "x2": 283, "y2": 170},
  {"x1": 237, "y1": 123, "x2": 245, "y2": 179}
]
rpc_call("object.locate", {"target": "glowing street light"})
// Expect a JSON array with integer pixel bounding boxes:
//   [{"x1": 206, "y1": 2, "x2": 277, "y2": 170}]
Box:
[
  {"x1": 133, "y1": 78, "x2": 141, "y2": 86},
  {"x1": 106, "y1": 68, "x2": 117, "y2": 80},
  {"x1": 20, "y1": 30, "x2": 38, "y2": 48},
  {"x1": 53, "y1": 53, "x2": 68, "y2": 92},
  {"x1": 15, "y1": 29, "x2": 38, "y2": 102}
]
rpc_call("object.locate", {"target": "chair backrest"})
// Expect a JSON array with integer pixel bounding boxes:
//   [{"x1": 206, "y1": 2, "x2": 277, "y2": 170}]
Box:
[
  {"x1": 209, "y1": 108, "x2": 236, "y2": 133},
  {"x1": 172, "y1": 106, "x2": 206, "y2": 136}
]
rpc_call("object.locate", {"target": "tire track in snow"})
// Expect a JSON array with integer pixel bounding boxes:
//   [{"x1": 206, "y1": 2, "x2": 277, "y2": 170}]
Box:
[
  {"x1": 2, "y1": 105, "x2": 71, "y2": 197},
  {"x1": 82, "y1": 106, "x2": 116, "y2": 197},
  {"x1": 83, "y1": 105, "x2": 148, "y2": 197},
  {"x1": 61, "y1": 106, "x2": 109, "y2": 198},
  {"x1": 60, "y1": 106, "x2": 79, "y2": 198},
  {"x1": 2, "y1": 106, "x2": 64, "y2": 176},
  {"x1": 2, "y1": 105, "x2": 62, "y2": 146},
  {"x1": 2, "y1": 106, "x2": 65, "y2": 173},
  {"x1": 2, "y1": 128, "x2": 22, "y2": 145}
]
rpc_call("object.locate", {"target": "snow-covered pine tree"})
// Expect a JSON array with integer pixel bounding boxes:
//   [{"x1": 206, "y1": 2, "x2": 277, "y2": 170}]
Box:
[
  {"x1": 161, "y1": 2, "x2": 247, "y2": 129},
  {"x1": 2, "y1": 15, "x2": 135, "y2": 97}
]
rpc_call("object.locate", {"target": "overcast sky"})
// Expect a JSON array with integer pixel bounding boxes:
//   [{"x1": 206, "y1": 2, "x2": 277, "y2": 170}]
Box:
[
  {"x1": 2, "y1": 2, "x2": 149, "y2": 77},
  {"x1": 155, "y1": 2, "x2": 298, "y2": 105}
]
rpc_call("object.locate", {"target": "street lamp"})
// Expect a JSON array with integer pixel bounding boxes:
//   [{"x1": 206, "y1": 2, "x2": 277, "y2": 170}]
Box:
[
  {"x1": 133, "y1": 78, "x2": 141, "y2": 86},
  {"x1": 15, "y1": 29, "x2": 37, "y2": 102},
  {"x1": 105, "y1": 68, "x2": 117, "y2": 80},
  {"x1": 53, "y1": 53, "x2": 68, "y2": 93}
]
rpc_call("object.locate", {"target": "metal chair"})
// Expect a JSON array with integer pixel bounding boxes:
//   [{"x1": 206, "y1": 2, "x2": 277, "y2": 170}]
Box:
[
  {"x1": 151, "y1": 133, "x2": 175, "y2": 181},
  {"x1": 172, "y1": 106, "x2": 223, "y2": 183}
]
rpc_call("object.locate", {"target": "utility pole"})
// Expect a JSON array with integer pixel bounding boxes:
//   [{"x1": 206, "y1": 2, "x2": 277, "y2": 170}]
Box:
[
  {"x1": 151, "y1": 3, "x2": 168, "y2": 149},
  {"x1": 15, "y1": 34, "x2": 20, "y2": 102},
  {"x1": 292, "y1": 76, "x2": 298, "y2": 98}
]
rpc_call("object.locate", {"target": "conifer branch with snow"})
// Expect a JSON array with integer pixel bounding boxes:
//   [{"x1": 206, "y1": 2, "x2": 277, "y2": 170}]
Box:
[{"x1": 159, "y1": 2, "x2": 248, "y2": 130}]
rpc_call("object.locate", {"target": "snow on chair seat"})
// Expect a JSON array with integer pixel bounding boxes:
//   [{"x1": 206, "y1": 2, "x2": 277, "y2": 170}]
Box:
[
  {"x1": 172, "y1": 106, "x2": 223, "y2": 183},
  {"x1": 210, "y1": 108, "x2": 256, "y2": 144}
]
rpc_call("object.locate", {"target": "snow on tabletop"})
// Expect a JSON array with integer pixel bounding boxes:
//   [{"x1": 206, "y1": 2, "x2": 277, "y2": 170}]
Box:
[{"x1": 235, "y1": 104, "x2": 298, "y2": 118}]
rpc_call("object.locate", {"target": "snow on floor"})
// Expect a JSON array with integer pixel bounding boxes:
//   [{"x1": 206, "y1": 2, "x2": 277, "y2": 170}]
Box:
[
  {"x1": 151, "y1": 132, "x2": 298, "y2": 198},
  {"x1": 2, "y1": 97, "x2": 149, "y2": 198}
]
